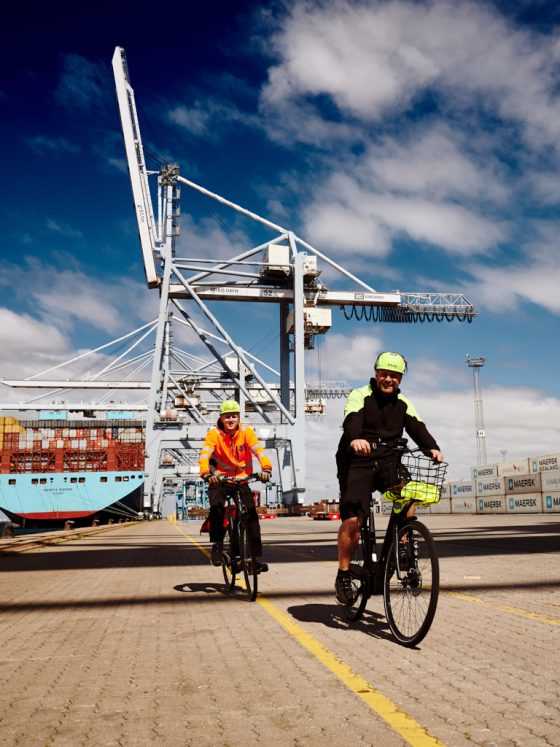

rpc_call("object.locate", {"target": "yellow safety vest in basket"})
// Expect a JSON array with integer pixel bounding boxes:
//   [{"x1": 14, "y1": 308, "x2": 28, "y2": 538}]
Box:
[{"x1": 383, "y1": 481, "x2": 441, "y2": 514}]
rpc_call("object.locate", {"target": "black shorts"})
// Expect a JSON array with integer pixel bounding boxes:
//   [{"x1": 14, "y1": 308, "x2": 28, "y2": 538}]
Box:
[{"x1": 339, "y1": 454, "x2": 402, "y2": 520}]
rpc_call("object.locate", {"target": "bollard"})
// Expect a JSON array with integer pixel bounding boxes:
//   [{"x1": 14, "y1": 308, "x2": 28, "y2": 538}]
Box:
[{"x1": 63, "y1": 520, "x2": 75, "y2": 531}]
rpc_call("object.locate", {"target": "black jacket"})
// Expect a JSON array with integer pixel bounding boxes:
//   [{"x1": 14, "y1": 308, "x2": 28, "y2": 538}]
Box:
[{"x1": 336, "y1": 379, "x2": 439, "y2": 479}]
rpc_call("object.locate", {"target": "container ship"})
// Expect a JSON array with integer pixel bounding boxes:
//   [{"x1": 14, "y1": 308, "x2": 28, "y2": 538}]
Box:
[{"x1": 0, "y1": 413, "x2": 145, "y2": 527}]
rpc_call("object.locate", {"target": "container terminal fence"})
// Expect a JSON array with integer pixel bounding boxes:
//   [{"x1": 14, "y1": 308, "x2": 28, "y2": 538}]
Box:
[{"x1": 378, "y1": 452, "x2": 560, "y2": 516}]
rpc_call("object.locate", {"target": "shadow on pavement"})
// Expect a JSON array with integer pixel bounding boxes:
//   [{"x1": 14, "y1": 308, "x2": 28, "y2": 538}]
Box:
[
  {"x1": 287, "y1": 602, "x2": 397, "y2": 643},
  {"x1": 1, "y1": 520, "x2": 560, "y2": 573}
]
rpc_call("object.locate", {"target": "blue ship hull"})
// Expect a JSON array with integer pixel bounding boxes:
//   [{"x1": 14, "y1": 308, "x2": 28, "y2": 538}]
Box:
[{"x1": 0, "y1": 470, "x2": 145, "y2": 525}]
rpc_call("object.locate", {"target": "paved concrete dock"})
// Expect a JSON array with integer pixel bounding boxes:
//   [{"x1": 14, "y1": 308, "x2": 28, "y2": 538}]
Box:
[{"x1": 1, "y1": 514, "x2": 559, "y2": 746}]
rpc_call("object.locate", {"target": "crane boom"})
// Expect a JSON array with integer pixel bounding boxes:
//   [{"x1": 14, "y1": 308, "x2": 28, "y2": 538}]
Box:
[{"x1": 112, "y1": 47, "x2": 159, "y2": 287}]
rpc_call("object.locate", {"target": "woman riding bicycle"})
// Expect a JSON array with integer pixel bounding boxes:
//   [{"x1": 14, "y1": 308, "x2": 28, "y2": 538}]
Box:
[
  {"x1": 335, "y1": 352, "x2": 444, "y2": 605},
  {"x1": 199, "y1": 400, "x2": 272, "y2": 570}
]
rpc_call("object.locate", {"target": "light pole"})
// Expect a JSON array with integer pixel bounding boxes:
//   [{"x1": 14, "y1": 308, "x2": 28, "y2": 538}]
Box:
[{"x1": 466, "y1": 354, "x2": 487, "y2": 466}]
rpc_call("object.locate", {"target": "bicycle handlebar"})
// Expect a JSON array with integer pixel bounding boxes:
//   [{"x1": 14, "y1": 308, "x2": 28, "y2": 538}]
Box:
[{"x1": 208, "y1": 473, "x2": 264, "y2": 484}]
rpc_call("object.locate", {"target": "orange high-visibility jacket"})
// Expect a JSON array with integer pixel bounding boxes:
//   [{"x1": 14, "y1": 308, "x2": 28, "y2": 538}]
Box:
[{"x1": 199, "y1": 424, "x2": 272, "y2": 478}]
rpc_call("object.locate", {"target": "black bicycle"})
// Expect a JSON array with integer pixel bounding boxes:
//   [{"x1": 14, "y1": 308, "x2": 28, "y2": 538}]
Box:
[
  {"x1": 219, "y1": 474, "x2": 262, "y2": 602},
  {"x1": 343, "y1": 442, "x2": 448, "y2": 647}
]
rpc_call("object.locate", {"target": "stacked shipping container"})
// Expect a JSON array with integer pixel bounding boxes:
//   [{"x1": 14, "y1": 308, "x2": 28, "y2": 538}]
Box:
[
  {"x1": 0, "y1": 418, "x2": 145, "y2": 475},
  {"x1": 415, "y1": 451, "x2": 560, "y2": 515}
]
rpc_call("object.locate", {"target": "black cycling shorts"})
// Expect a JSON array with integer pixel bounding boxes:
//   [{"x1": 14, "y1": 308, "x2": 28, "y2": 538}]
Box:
[
  {"x1": 339, "y1": 453, "x2": 404, "y2": 520},
  {"x1": 338, "y1": 458, "x2": 380, "y2": 520}
]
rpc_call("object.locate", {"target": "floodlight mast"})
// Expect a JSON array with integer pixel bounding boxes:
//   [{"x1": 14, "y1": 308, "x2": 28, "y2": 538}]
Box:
[{"x1": 466, "y1": 354, "x2": 488, "y2": 466}]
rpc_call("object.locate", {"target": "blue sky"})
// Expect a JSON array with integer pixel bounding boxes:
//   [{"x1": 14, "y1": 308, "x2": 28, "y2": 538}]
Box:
[{"x1": 3, "y1": 0, "x2": 560, "y2": 492}]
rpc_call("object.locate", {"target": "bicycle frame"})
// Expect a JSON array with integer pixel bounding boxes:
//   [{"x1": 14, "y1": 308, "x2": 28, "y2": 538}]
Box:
[
  {"x1": 217, "y1": 474, "x2": 261, "y2": 601},
  {"x1": 359, "y1": 500, "x2": 415, "y2": 596}
]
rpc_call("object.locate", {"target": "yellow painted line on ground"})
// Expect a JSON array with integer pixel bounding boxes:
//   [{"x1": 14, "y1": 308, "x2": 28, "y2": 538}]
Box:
[
  {"x1": 448, "y1": 591, "x2": 560, "y2": 627},
  {"x1": 176, "y1": 524, "x2": 444, "y2": 747},
  {"x1": 175, "y1": 524, "x2": 211, "y2": 560}
]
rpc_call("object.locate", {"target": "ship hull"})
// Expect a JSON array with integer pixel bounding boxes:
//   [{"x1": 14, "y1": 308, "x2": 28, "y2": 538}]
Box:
[{"x1": 0, "y1": 470, "x2": 144, "y2": 527}]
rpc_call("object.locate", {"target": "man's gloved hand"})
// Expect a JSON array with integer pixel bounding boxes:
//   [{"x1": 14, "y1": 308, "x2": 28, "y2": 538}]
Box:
[{"x1": 260, "y1": 470, "x2": 272, "y2": 483}]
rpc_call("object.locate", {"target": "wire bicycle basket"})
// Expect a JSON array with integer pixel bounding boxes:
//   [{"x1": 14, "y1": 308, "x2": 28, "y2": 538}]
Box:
[{"x1": 382, "y1": 450, "x2": 448, "y2": 513}]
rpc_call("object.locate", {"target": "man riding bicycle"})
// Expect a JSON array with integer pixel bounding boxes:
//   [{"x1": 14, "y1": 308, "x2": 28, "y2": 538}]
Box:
[
  {"x1": 199, "y1": 400, "x2": 272, "y2": 570},
  {"x1": 335, "y1": 352, "x2": 443, "y2": 605}
]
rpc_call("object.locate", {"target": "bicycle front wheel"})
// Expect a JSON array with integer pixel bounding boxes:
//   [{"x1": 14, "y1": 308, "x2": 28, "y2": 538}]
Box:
[
  {"x1": 222, "y1": 524, "x2": 237, "y2": 592},
  {"x1": 240, "y1": 523, "x2": 258, "y2": 601},
  {"x1": 383, "y1": 520, "x2": 439, "y2": 647}
]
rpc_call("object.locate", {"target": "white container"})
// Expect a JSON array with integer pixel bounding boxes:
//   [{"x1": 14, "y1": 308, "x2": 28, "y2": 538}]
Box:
[
  {"x1": 56, "y1": 439, "x2": 64, "y2": 449},
  {"x1": 476, "y1": 477, "x2": 505, "y2": 497},
  {"x1": 430, "y1": 499, "x2": 451, "y2": 514},
  {"x1": 506, "y1": 494, "x2": 542, "y2": 513},
  {"x1": 450, "y1": 480, "x2": 475, "y2": 499},
  {"x1": 498, "y1": 459, "x2": 530, "y2": 476},
  {"x1": 472, "y1": 464, "x2": 499, "y2": 479},
  {"x1": 505, "y1": 473, "x2": 541, "y2": 494},
  {"x1": 451, "y1": 496, "x2": 477, "y2": 514},
  {"x1": 541, "y1": 470, "x2": 560, "y2": 492},
  {"x1": 477, "y1": 495, "x2": 507, "y2": 513},
  {"x1": 543, "y1": 492, "x2": 560, "y2": 512},
  {"x1": 530, "y1": 453, "x2": 560, "y2": 473},
  {"x1": 71, "y1": 439, "x2": 79, "y2": 448}
]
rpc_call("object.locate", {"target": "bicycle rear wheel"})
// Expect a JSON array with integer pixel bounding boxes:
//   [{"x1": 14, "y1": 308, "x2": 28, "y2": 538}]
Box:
[
  {"x1": 240, "y1": 523, "x2": 258, "y2": 601},
  {"x1": 383, "y1": 520, "x2": 439, "y2": 647},
  {"x1": 344, "y1": 536, "x2": 369, "y2": 622},
  {"x1": 222, "y1": 524, "x2": 237, "y2": 592}
]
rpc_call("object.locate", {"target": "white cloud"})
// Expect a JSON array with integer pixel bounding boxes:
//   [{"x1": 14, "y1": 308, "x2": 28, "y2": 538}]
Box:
[
  {"x1": 304, "y1": 200, "x2": 391, "y2": 257},
  {"x1": 264, "y1": 1, "x2": 560, "y2": 150},
  {"x1": 364, "y1": 127, "x2": 509, "y2": 205},
  {"x1": 525, "y1": 170, "x2": 560, "y2": 206},
  {"x1": 168, "y1": 99, "x2": 258, "y2": 141},
  {"x1": 0, "y1": 308, "x2": 67, "y2": 358},
  {"x1": 464, "y1": 253, "x2": 560, "y2": 315},
  {"x1": 303, "y1": 164, "x2": 506, "y2": 257},
  {"x1": 169, "y1": 104, "x2": 212, "y2": 136},
  {"x1": 369, "y1": 194, "x2": 506, "y2": 254},
  {"x1": 0, "y1": 308, "x2": 72, "y2": 387},
  {"x1": 26, "y1": 135, "x2": 80, "y2": 155},
  {"x1": 175, "y1": 215, "x2": 252, "y2": 261},
  {"x1": 0, "y1": 257, "x2": 157, "y2": 334},
  {"x1": 55, "y1": 54, "x2": 108, "y2": 111},
  {"x1": 46, "y1": 219, "x2": 83, "y2": 240},
  {"x1": 309, "y1": 333, "x2": 384, "y2": 383}
]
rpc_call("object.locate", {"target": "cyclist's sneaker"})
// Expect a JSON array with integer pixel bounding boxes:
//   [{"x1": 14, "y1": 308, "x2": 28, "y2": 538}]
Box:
[
  {"x1": 335, "y1": 570, "x2": 355, "y2": 605},
  {"x1": 255, "y1": 561, "x2": 269, "y2": 574},
  {"x1": 211, "y1": 542, "x2": 223, "y2": 566}
]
